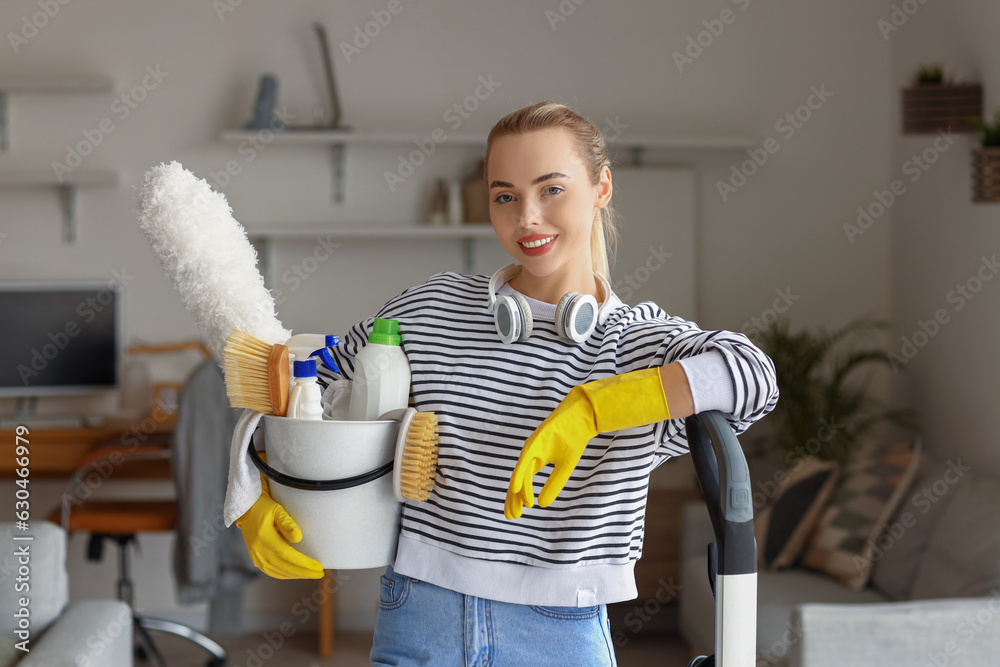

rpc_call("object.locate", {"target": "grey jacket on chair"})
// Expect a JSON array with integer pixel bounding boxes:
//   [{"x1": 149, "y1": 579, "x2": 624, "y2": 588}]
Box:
[{"x1": 171, "y1": 359, "x2": 258, "y2": 634}]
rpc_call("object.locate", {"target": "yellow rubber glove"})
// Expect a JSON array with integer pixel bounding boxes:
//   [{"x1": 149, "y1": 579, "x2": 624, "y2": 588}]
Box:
[
  {"x1": 505, "y1": 367, "x2": 671, "y2": 520},
  {"x1": 236, "y1": 452, "x2": 325, "y2": 579}
]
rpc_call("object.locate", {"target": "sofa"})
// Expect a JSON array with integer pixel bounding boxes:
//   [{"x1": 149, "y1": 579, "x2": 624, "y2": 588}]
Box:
[
  {"x1": 0, "y1": 521, "x2": 133, "y2": 667},
  {"x1": 679, "y1": 448, "x2": 1000, "y2": 666}
]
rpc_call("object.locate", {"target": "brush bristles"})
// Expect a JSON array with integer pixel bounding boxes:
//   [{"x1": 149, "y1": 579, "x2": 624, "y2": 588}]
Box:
[
  {"x1": 224, "y1": 328, "x2": 280, "y2": 414},
  {"x1": 399, "y1": 412, "x2": 439, "y2": 502}
]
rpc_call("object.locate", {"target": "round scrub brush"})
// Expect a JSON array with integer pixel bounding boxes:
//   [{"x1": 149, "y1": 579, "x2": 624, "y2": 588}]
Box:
[
  {"x1": 135, "y1": 161, "x2": 290, "y2": 359},
  {"x1": 387, "y1": 408, "x2": 440, "y2": 502}
]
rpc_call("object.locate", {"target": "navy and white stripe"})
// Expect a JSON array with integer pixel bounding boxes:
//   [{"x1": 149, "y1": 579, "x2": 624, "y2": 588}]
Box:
[{"x1": 319, "y1": 271, "x2": 778, "y2": 570}]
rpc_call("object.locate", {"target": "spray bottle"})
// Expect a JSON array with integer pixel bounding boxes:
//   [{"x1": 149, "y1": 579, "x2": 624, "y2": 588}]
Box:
[
  {"x1": 284, "y1": 334, "x2": 341, "y2": 374},
  {"x1": 347, "y1": 318, "x2": 411, "y2": 421},
  {"x1": 288, "y1": 359, "x2": 324, "y2": 420}
]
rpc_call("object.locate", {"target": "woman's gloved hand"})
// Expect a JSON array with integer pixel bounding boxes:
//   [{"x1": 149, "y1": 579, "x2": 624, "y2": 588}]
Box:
[
  {"x1": 505, "y1": 367, "x2": 671, "y2": 520},
  {"x1": 236, "y1": 452, "x2": 324, "y2": 579}
]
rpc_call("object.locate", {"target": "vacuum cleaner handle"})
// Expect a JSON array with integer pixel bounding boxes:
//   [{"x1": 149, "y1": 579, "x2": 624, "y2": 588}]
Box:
[
  {"x1": 685, "y1": 411, "x2": 758, "y2": 667},
  {"x1": 685, "y1": 410, "x2": 756, "y2": 576}
]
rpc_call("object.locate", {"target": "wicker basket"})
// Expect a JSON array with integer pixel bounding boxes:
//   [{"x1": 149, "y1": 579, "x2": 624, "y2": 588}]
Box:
[
  {"x1": 971, "y1": 148, "x2": 1000, "y2": 203},
  {"x1": 902, "y1": 83, "x2": 982, "y2": 134}
]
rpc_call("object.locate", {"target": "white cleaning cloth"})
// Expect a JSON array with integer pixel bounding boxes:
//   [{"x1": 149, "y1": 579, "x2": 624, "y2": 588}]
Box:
[
  {"x1": 224, "y1": 408, "x2": 264, "y2": 527},
  {"x1": 322, "y1": 379, "x2": 353, "y2": 420}
]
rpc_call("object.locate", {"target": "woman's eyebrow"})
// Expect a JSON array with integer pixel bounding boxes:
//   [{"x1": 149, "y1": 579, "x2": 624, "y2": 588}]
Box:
[{"x1": 489, "y1": 172, "x2": 570, "y2": 190}]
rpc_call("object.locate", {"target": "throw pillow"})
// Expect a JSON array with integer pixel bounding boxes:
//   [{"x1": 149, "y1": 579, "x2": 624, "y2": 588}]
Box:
[
  {"x1": 755, "y1": 459, "x2": 839, "y2": 570},
  {"x1": 869, "y1": 453, "x2": 966, "y2": 600},
  {"x1": 909, "y1": 470, "x2": 1000, "y2": 600},
  {"x1": 799, "y1": 437, "x2": 922, "y2": 590}
]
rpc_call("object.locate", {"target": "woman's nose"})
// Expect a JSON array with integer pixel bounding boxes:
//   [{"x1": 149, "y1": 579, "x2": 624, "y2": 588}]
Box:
[{"x1": 518, "y1": 198, "x2": 543, "y2": 227}]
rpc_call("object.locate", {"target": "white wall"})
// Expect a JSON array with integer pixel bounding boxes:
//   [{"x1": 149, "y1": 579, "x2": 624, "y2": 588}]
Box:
[
  {"x1": 0, "y1": 0, "x2": 910, "y2": 634},
  {"x1": 890, "y1": 2, "x2": 1000, "y2": 477}
]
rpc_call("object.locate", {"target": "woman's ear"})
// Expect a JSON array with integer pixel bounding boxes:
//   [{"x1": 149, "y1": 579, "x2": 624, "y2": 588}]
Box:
[{"x1": 595, "y1": 165, "x2": 613, "y2": 208}]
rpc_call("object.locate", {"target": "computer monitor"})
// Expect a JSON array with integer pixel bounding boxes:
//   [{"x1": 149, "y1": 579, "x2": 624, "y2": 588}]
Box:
[{"x1": 0, "y1": 282, "x2": 122, "y2": 398}]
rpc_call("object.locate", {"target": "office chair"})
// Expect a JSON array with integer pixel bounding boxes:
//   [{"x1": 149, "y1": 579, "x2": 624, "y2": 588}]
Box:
[{"x1": 50, "y1": 441, "x2": 227, "y2": 667}]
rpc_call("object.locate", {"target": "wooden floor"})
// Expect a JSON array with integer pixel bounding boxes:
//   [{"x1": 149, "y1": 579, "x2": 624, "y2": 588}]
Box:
[{"x1": 150, "y1": 628, "x2": 694, "y2": 666}]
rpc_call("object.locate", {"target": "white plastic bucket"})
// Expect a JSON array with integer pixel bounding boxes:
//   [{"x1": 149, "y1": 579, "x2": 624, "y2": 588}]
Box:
[{"x1": 260, "y1": 415, "x2": 402, "y2": 569}]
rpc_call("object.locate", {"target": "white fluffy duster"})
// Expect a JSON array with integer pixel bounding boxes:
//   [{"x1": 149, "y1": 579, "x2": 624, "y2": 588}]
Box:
[{"x1": 135, "y1": 161, "x2": 290, "y2": 358}]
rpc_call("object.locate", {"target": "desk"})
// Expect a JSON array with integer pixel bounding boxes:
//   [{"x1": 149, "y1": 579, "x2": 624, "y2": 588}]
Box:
[{"x1": 0, "y1": 416, "x2": 174, "y2": 479}]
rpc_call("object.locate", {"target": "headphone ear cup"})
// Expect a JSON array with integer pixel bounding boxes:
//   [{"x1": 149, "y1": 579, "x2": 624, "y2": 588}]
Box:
[
  {"x1": 555, "y1": 293, "x2": 598, "y2": 343},
  {"x1": 554, "y1": 292, "x2": 577, "y2": 341},
  {"x1": 494, "y1": 293, "x2": 533, "y2": 344}
]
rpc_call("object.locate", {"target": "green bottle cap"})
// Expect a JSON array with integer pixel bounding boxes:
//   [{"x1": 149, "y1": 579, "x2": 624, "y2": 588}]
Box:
[{"x1": 368, "y1": 318, "x2": 401, "y2": 346}]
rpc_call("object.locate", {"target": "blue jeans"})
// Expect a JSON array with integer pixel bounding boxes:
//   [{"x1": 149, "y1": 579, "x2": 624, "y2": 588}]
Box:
[{"x1": 370, "y1": 565, "x2": 619, "y2": 667}]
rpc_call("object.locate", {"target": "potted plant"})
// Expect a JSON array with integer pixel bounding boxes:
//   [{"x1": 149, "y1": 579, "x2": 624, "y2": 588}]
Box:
[
  {"x1": 971, "y1": 110, "x2": 1000, "y2": 203},
  {"x1": 901, "y1": 64, "x2": 982, "y2": 134},
  {"x1": 744, "y1": 316, "x2": 920, "y2": 472}
]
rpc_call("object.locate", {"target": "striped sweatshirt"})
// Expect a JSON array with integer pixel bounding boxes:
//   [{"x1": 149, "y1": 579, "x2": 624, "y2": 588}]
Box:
[{"x1": 317, "y1": 270, "x2": 778, "y2": 606}]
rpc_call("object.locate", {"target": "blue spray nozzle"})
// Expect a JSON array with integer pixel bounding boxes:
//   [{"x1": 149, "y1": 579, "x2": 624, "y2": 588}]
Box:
[
  {"x1": 293, "y1": 359, "x2": 317, "y2": 377},
  {"x1": 325, "y1": 334, "x2": 340, "y2": 347},
  {"x1": 311, "y1": 347, "x2": 341, "y2": 373}
]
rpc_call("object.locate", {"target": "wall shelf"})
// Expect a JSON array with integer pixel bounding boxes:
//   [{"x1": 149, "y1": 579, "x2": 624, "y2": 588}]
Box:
[
  {"x1": 0, "y1": 77, "x2": 115, "y2": 152},
  {"x1": 220, "y1": 128, "x2": 754, "y2": 151},
  {"x1": 243, "y1": 222, "x2": 498, "y2": 274},
  {"x1": 219, "y1": 128, "x2": 755, "y2": 202},
  {"x1": 0, "y1": 169, "x2": 119, "y2": 243},
  {"x1": 242, "y1": 221, "x2": 496, "y2": 239}
]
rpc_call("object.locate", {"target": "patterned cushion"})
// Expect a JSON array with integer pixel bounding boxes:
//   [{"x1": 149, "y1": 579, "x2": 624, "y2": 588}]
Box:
[
  {"x1": 755, "y1": 459, "x2": 839, "y2": 570},
  {"x1": 799, "y1": 438, "x2": 922, "y2": 590}
]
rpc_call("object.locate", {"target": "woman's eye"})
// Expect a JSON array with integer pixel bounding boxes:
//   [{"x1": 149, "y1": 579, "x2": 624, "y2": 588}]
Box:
[
  {"x1": 544, "y1": 186, "x2": 563, "y2": 196},
  {"x1": 493, "y1": 194, "x2": 514, "y2": 204}
]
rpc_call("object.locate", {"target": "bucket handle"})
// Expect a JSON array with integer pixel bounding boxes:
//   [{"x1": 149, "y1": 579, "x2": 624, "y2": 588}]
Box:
[{"x1": 248, "y1": 441, "x2": 393, "y2": 491}]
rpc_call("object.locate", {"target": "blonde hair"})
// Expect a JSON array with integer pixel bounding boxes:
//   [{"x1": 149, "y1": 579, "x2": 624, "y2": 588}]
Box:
[{"x1": 484, "y1": 101, "x2": 619, "y2": 280}]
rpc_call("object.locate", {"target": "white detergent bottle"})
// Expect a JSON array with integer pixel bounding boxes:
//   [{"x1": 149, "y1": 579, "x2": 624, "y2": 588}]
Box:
[
  {"x1": 288, "y1": 359, "x2": 324, "y2": 420},
  {"x1": 348, "y1": 318, "x2": 411, "y2": 421}
]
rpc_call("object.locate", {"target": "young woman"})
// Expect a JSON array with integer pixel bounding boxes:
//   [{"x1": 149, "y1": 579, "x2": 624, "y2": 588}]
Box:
[{"x1": 230, "y1": 102, "x2": 779, "y2": 666}]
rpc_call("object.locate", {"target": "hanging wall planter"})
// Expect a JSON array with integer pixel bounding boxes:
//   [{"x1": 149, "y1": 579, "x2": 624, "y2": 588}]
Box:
[
  {"x1": 902, "y1": 65, "x2": 982, "y2": 134},
  {"x1": 971, "y1": 111, "x2": 1000, "y2": 204},
  {"x1": 971, "y1": 148, "x2": 1000, "y2": 203}
]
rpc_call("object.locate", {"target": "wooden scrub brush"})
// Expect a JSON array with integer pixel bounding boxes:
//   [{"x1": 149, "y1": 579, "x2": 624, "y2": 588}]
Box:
[{"x1": 223, "y1": 328, "x2": 290, "y2": 417}]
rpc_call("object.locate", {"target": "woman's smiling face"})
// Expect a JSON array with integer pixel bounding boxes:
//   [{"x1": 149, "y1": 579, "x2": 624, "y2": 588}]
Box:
[{"x1": 487, "y1": 127, "x2": 610, "y2": 292}]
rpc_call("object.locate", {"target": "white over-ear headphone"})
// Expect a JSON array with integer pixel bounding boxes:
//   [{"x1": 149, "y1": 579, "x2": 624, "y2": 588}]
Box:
[{"x1": 486, "y1": 263, "x2": 620, "y2": 344}]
